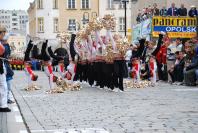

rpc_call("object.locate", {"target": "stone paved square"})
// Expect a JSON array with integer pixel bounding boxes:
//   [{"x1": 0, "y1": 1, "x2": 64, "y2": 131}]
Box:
[{"x1": 10, "y1": 71, "x2": 198, "y2": 133}]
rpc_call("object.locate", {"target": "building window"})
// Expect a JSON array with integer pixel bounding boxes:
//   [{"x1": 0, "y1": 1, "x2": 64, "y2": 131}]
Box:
[
  {"x1": 68, "y1": 19, "x2": 76, "y2": 31},
  {"x1": 68, "y1": 0, "x2": 76, "y2": 9},
  {"x1": 12, "y1": 18, "x2": 17, "y2": 21},
  {"x1": 119, "y1": 17, "x2": 125, "y2": 31},
  {"x1": 107, "y1": 0, "x2": 114, "y2": 9},
  {"x1": 119, "y1": 2, "x2": 124, "y2": 9},
  {"x1": 12, "y1": 13, "x2": 17, "y2": 16},
  {"x1": 81, "y1": 0, "x2": 89, "y2": 9},
  {"x1": 12, "y1": 23, "x2": 17, "y2": 26},
  {"x1": 37, "y1": 0, "x2": 43, "y2": 9},
  {"x1": 53, "y1": 0, "x2": 58, "y2": 9},
  {"x1": 38, "y1": 17, "x2": 44, "y2": 32},
  {"x1": 54, "y1": 18, "x2": 58, "y2": 32}
]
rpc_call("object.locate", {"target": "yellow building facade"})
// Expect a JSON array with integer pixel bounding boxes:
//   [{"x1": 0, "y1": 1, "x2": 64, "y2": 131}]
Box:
[{"x1": 58, "y1": 0, "x2": 99, "y2": 32}]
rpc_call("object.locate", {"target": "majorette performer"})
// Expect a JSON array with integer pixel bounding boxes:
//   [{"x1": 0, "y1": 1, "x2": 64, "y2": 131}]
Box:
[
  {"x1": 113, "y1": 35, "x2": 129, "y2": 92},
  {"x1": 94, "y1": 40, "x2": 105, "y2": 89},
  {"x1": 75, "y1": 31, "x2": 88, "y2": 83},
  {"x1": 65, "y1": 34, "x2": 78, "y2": 84},
  {"x1": 48, "y1": 46, "x2": 69, "y2": 79},
  {"x1": 103, "y1": 42, "x2": 115, "y2": 90},
  {"x1": 24, "y1": 40, "x2": 38, "y2": 88},
  {"x1": 89, "y1": 19, "x2": 105, "y2": 88},
  {"x1": 149, "y1": 55, "x2": 157, "y2": 86},
  {"x1": 87, "y1": 34, "x2": 96, "y2": 87},
  {"x1": 131, "y1": 58, "x2": 141, "y2": 83},
  {"x1": 40, "y1": 40, "x2": 58, "y2": 90}
]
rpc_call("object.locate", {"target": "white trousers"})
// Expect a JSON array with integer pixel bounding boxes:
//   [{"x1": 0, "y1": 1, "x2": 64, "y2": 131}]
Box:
[
  {"x1": 44, "y1": 66, "x2": 54, "y2": 89},
  {"x1": 57, "y1": 65, "x2": 66, "y2": 79},
  {"x1": 0, "y1": 73, "x2": 8, "y2": 108},
  {"x1": 150, "y1": 70, "x2": 157, "y2": 84},
  {"x1": 24, "y1": 67, "x2": 32, "y2": 86}
]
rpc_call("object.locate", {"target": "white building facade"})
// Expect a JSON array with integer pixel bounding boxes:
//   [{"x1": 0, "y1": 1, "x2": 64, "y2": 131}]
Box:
[
  {"x1": 28, "y1": 0, "x2": 59, "y2": 40},
  {"x1": 0, "y1": 10, "x2": 28, "y2": 34},
  {"x1": 99, "y1": 0, "x2": 131, "y2": 36}
]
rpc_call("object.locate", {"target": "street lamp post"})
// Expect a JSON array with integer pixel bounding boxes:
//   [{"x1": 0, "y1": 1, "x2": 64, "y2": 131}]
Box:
[{"x1": 121, "y1": 0, "x2": 129, "y2": 37}]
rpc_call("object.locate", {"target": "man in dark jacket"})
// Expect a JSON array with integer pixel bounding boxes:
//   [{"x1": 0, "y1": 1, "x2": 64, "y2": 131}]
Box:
[
  {"x1": 184, "y1": 46, "x2": 198, "y2": 86},
  {"x1": 188, "y1": 6, "x2": 198, "y2": 17},
  {"x1": 167, "y1": 3, "x2": 178, "y2": 16},
  {"x1": 178, "y1": 4, "x2": 187, "y2": 16},
  {"x1": 169, "y1": 51, "x2": 185, "y2": 84}
]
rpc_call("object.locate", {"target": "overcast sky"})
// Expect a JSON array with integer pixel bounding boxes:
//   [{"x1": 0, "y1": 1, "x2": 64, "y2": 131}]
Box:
[{"x1": 0, "y1": 0, "x2": 34, "y2": 10}]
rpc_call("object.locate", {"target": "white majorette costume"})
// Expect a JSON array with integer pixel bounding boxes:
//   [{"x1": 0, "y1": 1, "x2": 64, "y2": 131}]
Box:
[
  {"x1": 66, "y1": 34, "x2": 78, "y2": 84},
  {"x1": 149, "y1": 56, "x2": 157, "y2": 85},
  {"x1": 101, "y1": 15, "x2": 117, "y2": 90},
  {"x1": 131, "y1": 58, "x2": 141, "y2": 83},
  {"x1": 24, "y1": 40, "x2": 39, "y2": 90},
  {"x1": 48, "y1": 46, "x2": 69, "y2": 79},
  {"x1": 75, "y1": 30, "x2": 87, "y2": 83},
  {"x1": 87, "y1": 34, "x2": 96, "y2": 86},
  {"x1": 40, "y1": 40, "x2": 58, "y2": 90},
  {"x1": 113, "y1": 36, "x2": 129, "y2": 92}
]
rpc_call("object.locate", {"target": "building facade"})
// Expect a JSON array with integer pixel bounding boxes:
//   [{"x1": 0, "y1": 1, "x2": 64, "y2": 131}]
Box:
[
  {"x1": 99, "y1": 0, "x2": 131, "y2": 36},
  {"x1": 28, "y1": 0, "x2": 59, "y2": 39},
  {"x1": 0, "y1": 10, "x2": 28, "y2": 34},
  {"x1": 28, "y1": 0, "x2": 99, "y2": 39},
  {"x1": 58, "y1": 0, "x2": 99, "y2": 33}
]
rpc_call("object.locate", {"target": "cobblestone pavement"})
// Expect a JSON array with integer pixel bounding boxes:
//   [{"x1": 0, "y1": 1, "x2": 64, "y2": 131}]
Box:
[{"x1": 12, "y1": 71, "x2": 198, "y2": 133}]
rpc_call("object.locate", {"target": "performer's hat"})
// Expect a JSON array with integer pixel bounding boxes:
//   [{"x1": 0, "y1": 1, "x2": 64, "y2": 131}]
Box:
[
  {"x1": 54, "y1": 47, "x2": 68, "y2": 57},
  {"x1": 48, "y1": 46, "x2": 64, "y2": 62}
]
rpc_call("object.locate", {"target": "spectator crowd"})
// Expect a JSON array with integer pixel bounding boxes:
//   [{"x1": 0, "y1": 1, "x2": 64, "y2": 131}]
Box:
[
  {"x1": 126, "y1": 32, "x2": 198, "y2": 86},
  {"x1": 136, "y1": 3, "x2": 198, "y2": 23}
]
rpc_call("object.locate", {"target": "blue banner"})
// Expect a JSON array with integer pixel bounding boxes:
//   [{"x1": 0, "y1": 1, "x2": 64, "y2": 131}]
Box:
[{"x1": 153, "y1": 26, "x2": 196, "y2": 32}]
